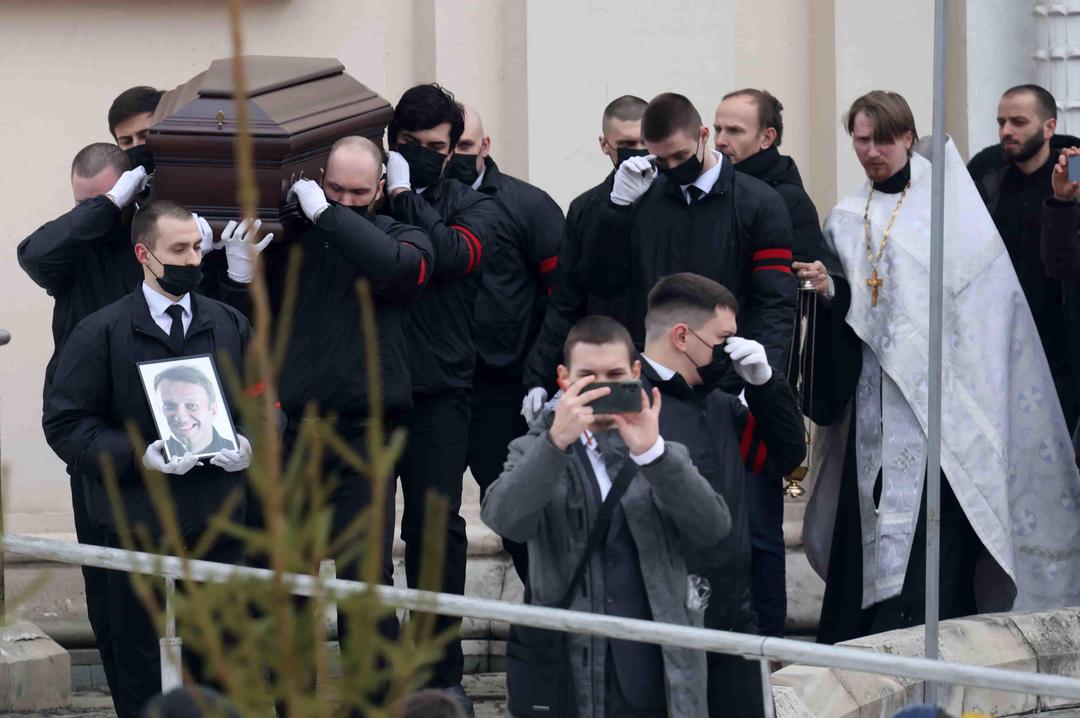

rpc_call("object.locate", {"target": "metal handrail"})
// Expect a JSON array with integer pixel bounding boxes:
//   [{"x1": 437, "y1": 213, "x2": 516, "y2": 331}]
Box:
[{"x1": 5, "y1": 533, "x2": 1080, "y2": 709}]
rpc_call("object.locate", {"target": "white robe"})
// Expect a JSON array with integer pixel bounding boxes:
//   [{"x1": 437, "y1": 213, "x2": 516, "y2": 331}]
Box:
[{"x1": 804, "y1": 137, "x2": 1080, "y2": 611}]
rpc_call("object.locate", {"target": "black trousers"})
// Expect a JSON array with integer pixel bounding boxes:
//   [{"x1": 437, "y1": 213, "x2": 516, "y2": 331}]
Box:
[
  {"x1": 706, "y1": 652, "x2": 767, "y2": 718},
  {"x1": 605, "y1": 647, "x2": 667, "y2": 718},
  {"x1": 746, "y1": 469, "x2": 787, "y2": 637},
  {"x1": 70, "y1": 473, "x2": 118, "y2": 696},
  {"x1": 467, "y1": 380, "x2": 530, "y2": 583},
  {"x1": 397, "y1": 389, "x2": 470, "y2": 687},
  {"x1": 102, "y1": 531, "x2": 243, "y2": 718}
]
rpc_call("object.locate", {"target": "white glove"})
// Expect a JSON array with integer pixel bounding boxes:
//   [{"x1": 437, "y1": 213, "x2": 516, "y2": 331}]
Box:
[
  {"x1": 142, "y1": 440, "x2": 199, "y2": 475},
  {"x1": 386, "y1": 151, "x2": 411, "y2": 193},
  {"x1": 610, "y1": 154, "x2": 657, "y2": 206},
  {"x1": 106, "y1": 166, "x2": 149, "y2": 209},
  {"x1": 521, "y1": 386, "x2": 549, "y2": 423},
  {"x1": 222, "y1": 219, "x2": 274, "y2": 283},
  {"x1": 209, "y1": 434, "x2": 252, "y2": 473},
  {"x1": 287, "y1": 179, "x2": 330, "y2": 222},
  {"x1": 725, "y1": 337, "x2": 773, "y2": 387},
  {"x1": 194, "y1": 213, "x2": 219, "y2": 255}
]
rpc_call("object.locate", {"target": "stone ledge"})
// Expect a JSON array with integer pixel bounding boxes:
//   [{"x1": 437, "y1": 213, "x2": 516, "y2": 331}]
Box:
[
  {"x1": 0, "y1": 620, "x2": 71, "y2": 712},
  {"x1": 773, "y1": 608, "x2": 1080, "y2": 718}
]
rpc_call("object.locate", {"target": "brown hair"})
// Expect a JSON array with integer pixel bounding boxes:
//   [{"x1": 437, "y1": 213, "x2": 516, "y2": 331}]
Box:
[
  {"x1": 723, "y1": 89, "x2": 785, "y2": 146},
  {"x1": 71, "y1": 142, "x2": 130, "y2": 179},
  {"x1": 131, "y1": 199, "x2": 195, "y2": 249},
  {"x1": 844, "y1": 90, "x2": 919, "y2": 145},
  {"x1": 602, "y1": 95, "x2": 648, "y2": 133},
  {"x1": 562, "y1": 316, "x2": 637, "y2": 368},
  {"x1": 643, "y1": 92, "x2": 703, "y2": 143},
  {"x1": 645, "y1": 272, "x2": 739, "y2": 336}
]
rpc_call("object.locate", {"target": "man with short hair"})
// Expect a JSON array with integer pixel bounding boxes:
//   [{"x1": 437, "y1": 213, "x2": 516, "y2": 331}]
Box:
[
  {"x1": 482, "y1": 315, "x2": 729, "y2": 718},
  {"x1": 154, "y1": 365, "x2": 236, "y2": 456},
  {"x1": 969, "y1": 84, "x2": 1080, "y2": 434},
  {"x1": 795, "y1": 90, "x2": 1080, "y2": 643},
  {"x1": 43, "y1": 199, "x2": 252, "y2": 718},
  {"x1": 383, "y1": 84, "x2": 504, "y2": 710},
  {"x1": 108, "y1": 85, "x2": 163, "y2": 149},
  {"x1": 582, "y1": 92, "x2": 796, "y2": 386},
  {"x1": 641, "y1": 273, "x2": 805, "y2": 717},
  {"x1": 446, "y1": 105, "x2": 564, "y2": 580},
  {"x1": 522, "y1": 95, "x2": 648, "y2": 418}
]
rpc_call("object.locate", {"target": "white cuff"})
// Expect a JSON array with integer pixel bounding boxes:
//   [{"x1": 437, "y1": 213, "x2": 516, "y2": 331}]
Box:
[
  {"x1": 825, "y1": 275, "x2": 836, "y2": 300},
  {"x1": 631, "y1": 436, "x2": 665, "y2": 465}
]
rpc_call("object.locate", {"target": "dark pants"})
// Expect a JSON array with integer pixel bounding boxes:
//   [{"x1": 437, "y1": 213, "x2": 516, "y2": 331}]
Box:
[
  {"x1": 706, "y1": 653, "x2": 767, "y2": 718},
  {"x1": 102, "y1": 531, "x2": 243, "y2": 718},
  {"x1": 398, "y1": 389, "x2": 470, "y2": 688},
  {"x1": 467, "y1": 381, "x2": 530, "y2": 583},
  {"x1": 605, "y1": 648, "x2": 667, "y2": 718},
  {"x1": 746, "y1": 470, "x2": 787, "y2": 637},
  {"x1": 70, "y1": 473, "x2": 118, "y2": 696}
]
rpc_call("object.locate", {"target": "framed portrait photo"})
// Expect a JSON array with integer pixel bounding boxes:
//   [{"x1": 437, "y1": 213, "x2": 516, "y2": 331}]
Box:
[{"x1": 137, "y1": 354, "x2": 239, "y2": 462}]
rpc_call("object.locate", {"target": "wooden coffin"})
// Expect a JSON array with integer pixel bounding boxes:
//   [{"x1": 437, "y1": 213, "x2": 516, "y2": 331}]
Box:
[{"x1": 147, "y1": 56, "x2": 392, "y2": 240}]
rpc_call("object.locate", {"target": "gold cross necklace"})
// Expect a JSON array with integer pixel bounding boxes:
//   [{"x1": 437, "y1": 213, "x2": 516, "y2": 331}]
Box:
[{"x1": 862, "y1": 181, "x2": 910, "y2": 307}]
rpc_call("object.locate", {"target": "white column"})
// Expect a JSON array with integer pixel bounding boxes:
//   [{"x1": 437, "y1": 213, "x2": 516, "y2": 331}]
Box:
[{"x1": 1034, "y1": 1, "x2": 1080, "y2": 136}]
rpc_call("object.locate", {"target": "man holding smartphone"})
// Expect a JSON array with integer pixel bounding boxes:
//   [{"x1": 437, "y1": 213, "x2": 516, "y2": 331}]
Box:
[{"x1": 482, "y1": 315, "x2": 729, "y2": 718}]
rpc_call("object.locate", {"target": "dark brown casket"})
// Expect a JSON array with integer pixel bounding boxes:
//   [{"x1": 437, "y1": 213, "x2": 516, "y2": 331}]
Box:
[{"x1": 147, "y1": 56, "x2": 393, "y2": 240}]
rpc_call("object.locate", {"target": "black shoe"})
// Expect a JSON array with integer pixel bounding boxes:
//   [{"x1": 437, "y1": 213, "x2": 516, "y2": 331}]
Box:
[{"x1": 443, "y1": 683, "x2": 475, "y2": 717}]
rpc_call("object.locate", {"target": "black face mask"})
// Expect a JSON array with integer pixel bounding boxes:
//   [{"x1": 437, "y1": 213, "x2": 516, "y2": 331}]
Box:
[
  {"x1": 659, "y1": 135, "x2": 704, "y2": 185},
  {"x1": 125, "y1": 145, "x2": 155, "y2": 175},
  {"x1": 445, "y1": 153, "x2": 482, "y2": 185},
  {"x1": 148, "y1": 247, "x2": 202, "y2": 297},
  {"x1": 687, "y1": 329, "x2": 731, "y2": 390},
  {"x1": 616, "y1": 147, "x2": 650, "y2": 167},
  {"x1": 328, "y1": 198, "x2": 378, "y2": 221},
  {"x1": 396, "y1": 143, "x2": 447, "y2": 188}
]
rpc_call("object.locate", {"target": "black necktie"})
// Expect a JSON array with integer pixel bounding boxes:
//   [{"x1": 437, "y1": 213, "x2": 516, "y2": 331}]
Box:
[
  {"x1": 688, "y1": 186, "x2": 705, "y2": 204},
  {"x1": 165, "y1": 304, "x2": 185, "y2": 354}
]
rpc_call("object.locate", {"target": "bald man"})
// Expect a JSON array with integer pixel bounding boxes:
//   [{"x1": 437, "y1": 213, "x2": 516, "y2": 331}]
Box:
[
  {"x1": 256, "y1": 136, "x2": 434, "y2": 662},
  {"x1": 446, "y1": 106, "x2": 564, "y2": 581}
]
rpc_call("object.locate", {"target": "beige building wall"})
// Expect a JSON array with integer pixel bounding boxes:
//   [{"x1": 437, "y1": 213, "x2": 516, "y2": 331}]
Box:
[{"x1": 0, "y1": 0, "x2": 974, "y2": 534}]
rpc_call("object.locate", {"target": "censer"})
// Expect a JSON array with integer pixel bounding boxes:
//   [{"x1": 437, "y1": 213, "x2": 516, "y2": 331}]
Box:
[{"x1": 783, "y1": 277, "x2": 818, "y2": 498}]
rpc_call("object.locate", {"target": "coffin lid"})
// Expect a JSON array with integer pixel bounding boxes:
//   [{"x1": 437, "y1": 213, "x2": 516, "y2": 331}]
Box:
[{"x1": 198, "y1": 56, "x2": 344, "y2": 98}]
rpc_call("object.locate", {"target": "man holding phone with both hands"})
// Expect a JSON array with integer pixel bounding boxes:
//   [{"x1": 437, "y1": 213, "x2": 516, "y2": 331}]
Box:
[{"x1": 482, "y1": 315, "x2": 729, "y2": 718}]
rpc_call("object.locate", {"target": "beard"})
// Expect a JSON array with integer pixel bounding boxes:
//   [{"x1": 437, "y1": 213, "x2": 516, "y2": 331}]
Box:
[{"x1": 1002, "y1": 132, "x2": 1046, "y2": 165}]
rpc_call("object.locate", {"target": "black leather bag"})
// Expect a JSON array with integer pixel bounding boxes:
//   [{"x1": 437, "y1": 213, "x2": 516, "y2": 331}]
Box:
[{"x1": 505, "y1": 450, "x2": 637, "y2": 717}]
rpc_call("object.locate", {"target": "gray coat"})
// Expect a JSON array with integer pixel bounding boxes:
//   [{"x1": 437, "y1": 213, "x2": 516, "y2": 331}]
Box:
[{"x1": 481, "y1": 410, "x2": 731, "y2": 718}]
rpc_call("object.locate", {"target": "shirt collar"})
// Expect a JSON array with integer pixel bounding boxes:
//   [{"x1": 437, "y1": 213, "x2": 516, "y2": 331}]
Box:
[
  {"x1": 641, "y1": 353, "x2": 677, "y2": 380},
  {"x1": 142, "y1": 281, "x2": 192, "y2": 321},
  {"x1": 681, "y1": 149, "x2": 725, "y2": 196},
  {"x1": 471, "y1": 168, "x2": 486, "y2": 191}
]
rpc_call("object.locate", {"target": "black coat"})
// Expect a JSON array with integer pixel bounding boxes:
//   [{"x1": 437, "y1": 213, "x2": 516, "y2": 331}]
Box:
[
  {"x1": 232, "y1": 206, "x2": 434, "y2": 419},
  {"x1": 17, "y1": 196, "x2": 142, "y2": 389},
  {"x1": 43, "y1": 288, "x2": 251, "y2": 537},
  {"x1": 522, "y1": 171, "x2": 633, "y2": 392},
  {"x1": 733, "y1": 146, "x2": 837, "y2": 270},
  {"x1": 385, "y1": 178, "x2": 504, "y2": 394},
  {"x1": 581, "y1": 158, "x2": 797, "y2": 374},
  {"x1": 473, "y1": 158, "x2": 564, "y2": 383},
  {"x1": 641, "y1": 359, "x2": 805, "y2": 630}
]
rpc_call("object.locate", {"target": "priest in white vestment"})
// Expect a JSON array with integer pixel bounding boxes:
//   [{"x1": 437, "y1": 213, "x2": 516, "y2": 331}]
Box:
[{"x1": 793, "y1": 90, "x2": 1080, "y2": 643}]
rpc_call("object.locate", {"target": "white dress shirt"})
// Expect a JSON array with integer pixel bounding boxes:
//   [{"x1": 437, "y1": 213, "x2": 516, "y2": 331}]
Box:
[
  {"x1": 680, "y1": 149, "x2": 725, "y2": 205},
  {"x1": 578, "y1": 430, "x2": 666, "y2": 500},
  {"x1": 641, "y1": 354, "x2": 676, "y2": 381},
  {"x1": 471, "y1": 169, "x2": 486, "y2": 191},
  {"x1": 142, "y1": 281, "x2": 192, "y2": 337}
]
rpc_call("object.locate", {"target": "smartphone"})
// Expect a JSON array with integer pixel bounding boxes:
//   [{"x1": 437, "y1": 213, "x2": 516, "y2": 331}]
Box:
[
  {"x1": 1069, "y1": 155, "x2": 1080, "y2": 183},
  {"x1": 587, "y1": 380, "x2": 643, "y2": 414}
]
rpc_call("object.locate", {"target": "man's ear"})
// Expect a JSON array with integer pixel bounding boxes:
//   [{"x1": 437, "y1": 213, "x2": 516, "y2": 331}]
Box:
[
  {"x1": 599, "y1": 136, "x2": 610, "y2": 154},
  {"x1": 134, "y1": 242, "x2": 150, "y2": 265},
  {"x1": 1046, "y1": 117, "x2": 1058, "y2": 139},
  {"x1": 481, "y1": 136, "x2": 491, "y2": 158},
  {"x1": 671, "y1": 323, "x2": 690, "y2": 351},
  {"x1": 761, "y1": 127, "x2": 778, "y2": 151},
  {"x1": 318, "y1": 167, "x2": 325, "y2": 186},
  {"x1": 209, "y1": 402, "x2": 219, "y2": 418},
  {"x1": 631, "y1": 359, "x2": 641, "y2": 380},
  {"x1": 556, "y1": 364, "x2": 570, "y2": 391}
]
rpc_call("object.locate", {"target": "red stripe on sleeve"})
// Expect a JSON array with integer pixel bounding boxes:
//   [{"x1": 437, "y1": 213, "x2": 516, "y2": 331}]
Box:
[
  {"x1": 402, "y1": 242, "x2": 428, "y2": 285},
  {"x1": 752, "y1": 248, "x2": 793, "y2": 262},
  {"x1": 740, "y1": 413, "x2": 757, "y2": 460},
  {"x1": 451, "y1": 224, "x2": 483, "y2": 273},
  {"x1": 539, "y1": 256, "x2": 558, "y2": 274},
  {"x1": 752, "y1": 443, "x2": 768, "y2": 474},
  {"x1": 753, "y1": 264, "x2": 793, "y2": 274}
]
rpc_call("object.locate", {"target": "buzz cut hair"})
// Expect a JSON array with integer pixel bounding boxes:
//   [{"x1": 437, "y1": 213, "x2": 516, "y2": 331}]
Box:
[
  {"x1": 108, "y1": 85, "x2": 163, "y2": 138},
  {"x1": 602, "y1": 95, "x2": 648, "y2": 133},
  {"x1": 131, "y1": 199, "x2": 195, "y2": 249},
  {"x1": 71, "y1": 143, "x2": 131, "y2": 180},
  {"x1": 562, "y1": 316, "x2": 637, "y2": 368},
  {"x1": 723, "y1": 88, "x2": 785, "y2": 147},
  {"x1": 642, "y1": 93, "x2": 703, "y2": 143},
  {"x1": 844, "y1": 90, "x2": 919, "y2": 146},
  {"x1": 1003, "y1": 83, "x2": 1058, "y2": 121},
  {"x1": 645, "y1": 273, "x2": 739, "y2": 337},
  {"x1": 154, "y1": 364, "x2": 217, "y2": 405},
  {"x1": 329, "y1": 135, "x2": 386, "y2": 168}
]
